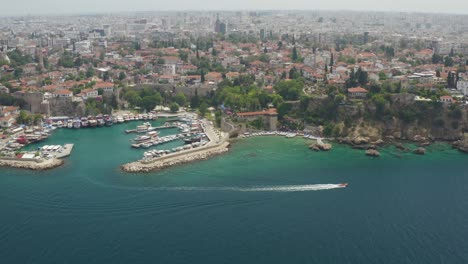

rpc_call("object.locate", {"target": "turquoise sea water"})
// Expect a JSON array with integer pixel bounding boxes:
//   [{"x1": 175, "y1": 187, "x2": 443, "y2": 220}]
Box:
[{"x1": 1, "y1": 122, "x2": 468, "y2": 264}]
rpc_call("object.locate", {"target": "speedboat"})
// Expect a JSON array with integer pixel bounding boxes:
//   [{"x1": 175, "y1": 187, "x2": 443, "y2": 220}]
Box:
[{"x1": 339, "y1": 183, "x2": 348, "y2": 188}]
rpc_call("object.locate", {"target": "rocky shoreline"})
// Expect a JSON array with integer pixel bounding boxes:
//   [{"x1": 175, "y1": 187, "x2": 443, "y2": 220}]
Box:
[
  {"x1": 122, "y1": 142, "x2": 230, "y2": 173},
  {"x1": 0, "y1": 158, "x2": 64, "y2": 170}
]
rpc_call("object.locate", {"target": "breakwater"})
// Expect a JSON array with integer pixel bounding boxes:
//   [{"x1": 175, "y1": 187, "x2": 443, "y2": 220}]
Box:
[
  {"x1": 122, "y1": 142, "x2": 230, "y2": 173},
  {"x1": 0, "y1": 158, "x2": 64, "y2": 170}
]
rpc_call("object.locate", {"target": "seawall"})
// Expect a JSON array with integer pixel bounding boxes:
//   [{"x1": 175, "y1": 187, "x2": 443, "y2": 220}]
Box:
[
  {"x1": 122, "y1": 142, "x2": 230, "y2": 173},
  {"x1": 0, "y1": 158, "x2": 64, "y2": 170}
]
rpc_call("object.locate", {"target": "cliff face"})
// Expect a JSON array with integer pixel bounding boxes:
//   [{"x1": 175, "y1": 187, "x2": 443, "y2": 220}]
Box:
[{"x1": 304, "y1": 94, "x2": 467, "y2": 141}]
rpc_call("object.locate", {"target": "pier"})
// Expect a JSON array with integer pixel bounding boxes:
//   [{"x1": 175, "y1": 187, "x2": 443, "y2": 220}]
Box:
[
  {"x1": 125, "y1": 124, "x2": 177, "y2": 134},
  {"x1": 55, "y1": 144, "x2": 74, "y2": 159}
]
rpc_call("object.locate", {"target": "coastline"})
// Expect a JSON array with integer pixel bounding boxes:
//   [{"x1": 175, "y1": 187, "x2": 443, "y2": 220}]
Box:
[{"x1": 0, "y1": 158, "x2": 64, "y2": 171}]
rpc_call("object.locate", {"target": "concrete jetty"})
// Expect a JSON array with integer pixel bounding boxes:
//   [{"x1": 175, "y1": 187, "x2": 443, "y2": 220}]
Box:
[
  {"x1": 125, "y1": 125, "x2": 177, "y2": 134},
  {"x1": 122, "y1": 141, "x2": 230, "y2": 173},
  {"x1": 55, "y1": 144, "x2": 74, "y2": 158}
]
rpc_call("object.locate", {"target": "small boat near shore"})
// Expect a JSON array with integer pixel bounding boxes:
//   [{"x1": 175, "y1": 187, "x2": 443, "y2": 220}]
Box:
[
  {"x1": 104, "y1": 115, "x2": 113, "y2": 126},
  {"x1": 73, "y1": 119, "x2": 81, "y2": 129},
  {"x1": 81, "y1": 117, "x2": 89, "y2": 128}
]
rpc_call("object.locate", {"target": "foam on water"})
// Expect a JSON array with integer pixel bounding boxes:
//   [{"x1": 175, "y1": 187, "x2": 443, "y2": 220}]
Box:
[{"x1": 85, "y1": 179, "x2": 346, "y2": 192}]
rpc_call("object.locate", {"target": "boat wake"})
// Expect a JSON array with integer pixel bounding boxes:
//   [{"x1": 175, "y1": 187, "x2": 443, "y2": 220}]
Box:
[
  {"x1": 84, "y1": 177, "x2": 347, "y2": 192},
  {"x1": 158, "y1": 184, "x2": 347, "y2": 192}
]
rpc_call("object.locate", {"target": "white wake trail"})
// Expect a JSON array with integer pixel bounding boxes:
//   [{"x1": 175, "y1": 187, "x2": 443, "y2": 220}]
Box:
[{"x1": 153, "y1": 184, "x2": 346, "y2": 192}]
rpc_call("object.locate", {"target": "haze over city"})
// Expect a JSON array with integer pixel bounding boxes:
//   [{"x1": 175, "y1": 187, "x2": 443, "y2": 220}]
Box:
[
  {"x1": 1, "y1": 0, "x2": 467, "y2": 16},
  {"x1": 1, "y1": 0, "x2": 468, "y2": 263}
]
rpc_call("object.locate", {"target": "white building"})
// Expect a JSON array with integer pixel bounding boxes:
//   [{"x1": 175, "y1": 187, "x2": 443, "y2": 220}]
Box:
[
  {"x1": 74, "y1": 40, "x2": 92, "y2": 55},
  {"x1": 457, "y1": 80, "x2": 468, "y2": 96}
]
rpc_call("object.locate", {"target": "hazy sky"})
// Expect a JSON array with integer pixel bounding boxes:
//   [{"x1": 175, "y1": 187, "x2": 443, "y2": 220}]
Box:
[{"x1": 1, "y1": 0, "x2": 466, "y2": 16}]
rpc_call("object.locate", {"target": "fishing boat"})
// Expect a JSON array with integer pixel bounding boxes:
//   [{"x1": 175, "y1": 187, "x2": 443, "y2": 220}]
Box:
[
  {"x1": 88, "y1": 116, "x2": 98, "y2": 127},
  {"x1": 96, "y1": 115, "x2": 105, "y2": 127},
  {"x1": 104, "y1": 115, "x2": 113, "y2": 126},
  {"x1": 67, "y1": 119, "x2": 74, "y2": 128},
  {"x1": 73, "y1": 119, "x2": 81, "y2": 129},
  {"x1": 81, "y1": 117, "x2": 89, "y2": 128},
  {"x1": 55, "y1": 121, "x2": 64, "y2": 128}
]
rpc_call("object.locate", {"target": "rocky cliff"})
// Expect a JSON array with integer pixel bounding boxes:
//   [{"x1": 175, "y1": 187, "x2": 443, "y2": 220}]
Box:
[{"x1": 302, "y1": 94, "x2": 467, "y2": 142}]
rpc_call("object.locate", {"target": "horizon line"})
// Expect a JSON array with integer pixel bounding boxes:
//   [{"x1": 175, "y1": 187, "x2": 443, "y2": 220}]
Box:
[{"x1": 1, "y1": 8, "x2": 468, "y2": 18}]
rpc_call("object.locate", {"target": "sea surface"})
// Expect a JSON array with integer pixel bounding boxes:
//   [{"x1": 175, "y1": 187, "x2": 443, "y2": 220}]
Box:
[{"x1": 1, "y1": 121, "x2": 468, "y2": 264}]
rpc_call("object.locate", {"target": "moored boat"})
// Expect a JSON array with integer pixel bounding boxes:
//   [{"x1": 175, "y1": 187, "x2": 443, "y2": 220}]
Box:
[
  {"x1": 104, "y1": 115, "x2": 113, "y2": 126},
  {"x1": 81, "y1": 117, "x2": 89, "y2": 128},
  {"x1": 73, "y1": 119, "x2": 81, "y2": 129},
  {"x1": 88, "y1": 116, "x2": 98, "y2": 127},
  {"x1": 116, "y1": 116, "x2": 124, "y2": 123}
]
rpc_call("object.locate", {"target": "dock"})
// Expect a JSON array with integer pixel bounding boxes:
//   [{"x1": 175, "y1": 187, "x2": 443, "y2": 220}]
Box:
[
  {"x1": 55, "y1": 144, "x2": 74, "y2": 159},
  {"x1": 125, "y1": 125, "x2": 177, "y2": 134}
]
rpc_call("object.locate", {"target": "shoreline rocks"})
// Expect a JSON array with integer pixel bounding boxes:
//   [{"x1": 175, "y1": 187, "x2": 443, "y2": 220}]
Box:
[
  {"x1": 453, "y1": 138, "x2": 468, "y2": 153},
  {"x1": 365, "y1": 149, "x2": 380, "y2": 157},
  {"x1": 413, "y1": 147, "x2": 426, "y2": 155},
  {"x1": 310, "y1": 143, "x2": 332, "y2": 151},
  {"x1": 0, "y1": 158, "x2": 64, "y2": 170}
]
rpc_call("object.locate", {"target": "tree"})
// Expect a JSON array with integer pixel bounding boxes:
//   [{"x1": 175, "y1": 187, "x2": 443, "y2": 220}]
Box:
[
  {"x1": 170, "y1": 102, "x2": 180, "y2": 113},
  {"x1": 103, "y1": 71, "x2": 110, "y2": 81},
  {"x1": 378, "y1": 71, "x2": 387, "y2": 81},
  {"x1": 277, "y1": 41, "x2": 283, "y2": 50},
  {"x1": 86, "y1": 67, "x2": 95, "y2": 78},
  {"x1": 119, "y1": 72, "x2": 126, "y2": 81},
  {"x1": 140, "y1": 94, "x2": 162, "y2": 112},
  {"x1": 201, "y1": 69, "x2": 205, "y2": 83},
  {"x1": 292, "y1": 46, "x2": 299, "y2": 62},
  {"x1": 289, "y1": 67, "x2": 300, "y2": 79},
  {"x1": 58, "y1": 52, "x2": 75, "y2": 68},
  {"x1": 432, "y1": 54, "x2": 443, "y2": 64},
  {"x1": 199, "y1": 102, "x2": 208, "y2": 117},
  {"x1": 173, "y1": 92, "x2": 187, "y2": 106},
  {"x1": 274, "y1": 80, "x2": 303, "y2": 101},
  {"x1": 14, "y1": 68, "x2": 23, "y2": 79},
  {"x1": 444, "y1": 56, "x2": 454, "y2": 67},
  {"x1": 179, "y1": 51, "x2": 188, "y2": 62},
  {"x1": 385, "y1": 46, "x2": 395, "y2": 58},
  {"x1": 74, "y1": 57, "x2": 83, "y2": 67},
  {"x1": 330, "y1": 53, "x2": 334, "y2": 66},
  {"x1": 191, "y1": 89, "x2": 200, "y2": 108},
  {"x1": 16, "y1": 111, "x2": 31, "y2": 125}
]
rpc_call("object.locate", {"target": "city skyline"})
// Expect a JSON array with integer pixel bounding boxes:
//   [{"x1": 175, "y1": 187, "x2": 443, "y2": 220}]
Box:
[{"x1": 1, "y1": 0, "x2": 467, "y2": 16}]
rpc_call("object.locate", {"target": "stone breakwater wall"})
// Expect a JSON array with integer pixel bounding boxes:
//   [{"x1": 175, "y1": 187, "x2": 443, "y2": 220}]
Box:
[
  {"x1": 122, "y1": 142, "x2": 230, "y2": 173},
  {"x1": 0, "y1": 158, "x2": 64, "y2": 170}
]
